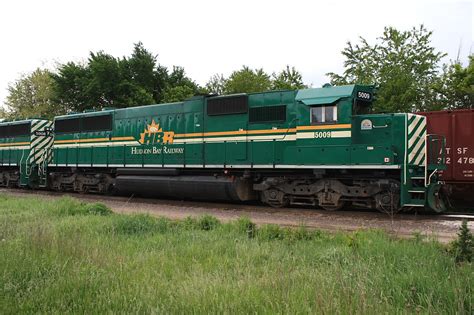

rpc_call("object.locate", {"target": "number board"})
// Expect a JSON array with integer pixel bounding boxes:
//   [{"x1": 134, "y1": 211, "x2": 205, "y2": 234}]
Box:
[
  {"x1": 34, "y1": 130, "x2": 52, "y2": 137},
  {"x1": 356, "y1": 91, "x2": 372, "y2": 101}
]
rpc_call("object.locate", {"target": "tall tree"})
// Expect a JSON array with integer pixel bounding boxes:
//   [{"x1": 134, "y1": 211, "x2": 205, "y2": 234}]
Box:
[
  {"x1": 327, "y1": 25, "x2": 446, "y2": 112},
  {"x1": 205, "y1": 73, "x2": 226, "y2": 95},
  {"x1": 52, "y1": 42, "x2": 170, "y2": 112},
  {"x1": 224, "y1": 66, "x2": 272, "y2": 94},
  {"x1": 86, "y1": 51, "x2": 124, "y2": 108},
  {"x1": 124, "y1": 42, "x2": 165, "y2": 102},
  {"x1": 4, "y1": 68, "x2": 61, "y2": 119},
  {"x1": 435, "y1": 55, "x2": 474, "y2": 109},
  {"x1": 161, "y1": 66, "x2": 200, "y2": 102},
  {"x1": 162, "y1": 86, "x2": 196, "y2": 103},
  {"x1": 272, "y1": 66, "x2": 307, "y2": 90},
  {"x1": 50, "y1": 62, "x2": 91, "y2": 113},
  {"x1": 205, "y1": 66, "x2": 307, "y2": 96}
]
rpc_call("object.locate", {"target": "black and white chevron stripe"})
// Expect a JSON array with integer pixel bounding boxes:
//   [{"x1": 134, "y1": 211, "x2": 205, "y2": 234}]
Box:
[{"x1": 29, "y1": 120, "x2": 54, "y2": 165}]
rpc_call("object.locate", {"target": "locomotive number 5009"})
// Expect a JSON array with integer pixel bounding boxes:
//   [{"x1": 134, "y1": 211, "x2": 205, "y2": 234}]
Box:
[
  {"x1": 357, "y1": 91, "x2": 371, "y2": 100},
  {"x1": 314, "y1": 131, "x2": 331, "y2": 138}
]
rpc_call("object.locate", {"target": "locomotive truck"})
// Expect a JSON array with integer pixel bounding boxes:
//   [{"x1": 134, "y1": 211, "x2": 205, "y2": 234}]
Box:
[{"x1": 0, "y1": 84, "x2": 447, "y2": 212}]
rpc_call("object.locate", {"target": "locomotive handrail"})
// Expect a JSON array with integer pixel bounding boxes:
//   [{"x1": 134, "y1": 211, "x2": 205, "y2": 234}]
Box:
[
  {"x1": 424, "y1": 133, "x2": 447, "y2": 187},
  {"x1": 427, "y1": 168, "x2": 438, "y2": 187},
  {"x1": 19, "y1": 148, "x2": 25, "y2": 179},
  {"x1": 281, "y1": 118, "x2": 299, "y2": 141},
  {"x1": 26, "y1": 148, "x2": 34, "y2": 177}
]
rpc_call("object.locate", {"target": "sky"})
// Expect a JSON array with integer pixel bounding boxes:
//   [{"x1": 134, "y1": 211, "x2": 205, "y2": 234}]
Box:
[{"x1": 0, "y1": 0, "x2": 472, "y2": 107}]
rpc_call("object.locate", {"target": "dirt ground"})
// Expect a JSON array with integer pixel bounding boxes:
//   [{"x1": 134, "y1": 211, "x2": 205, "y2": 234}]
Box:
[{"x1": 2, "y1": 189, "x2": 472, "y2": 243}]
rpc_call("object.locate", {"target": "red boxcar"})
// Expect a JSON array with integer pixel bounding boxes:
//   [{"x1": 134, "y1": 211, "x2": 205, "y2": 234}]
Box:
[{"x1": 419, "y1": 109, "x2": 474, "y2": 207}]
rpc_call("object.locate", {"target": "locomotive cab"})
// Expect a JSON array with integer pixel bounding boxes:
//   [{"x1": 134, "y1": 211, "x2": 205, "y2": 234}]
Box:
[{"x1": 294, "y1": 84, "x2": 446, "y2": 212}]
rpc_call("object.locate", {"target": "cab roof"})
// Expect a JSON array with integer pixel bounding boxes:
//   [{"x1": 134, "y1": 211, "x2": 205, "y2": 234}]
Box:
[{"x1": 295, "y1": 84, "x2": 369, "y2": 106}]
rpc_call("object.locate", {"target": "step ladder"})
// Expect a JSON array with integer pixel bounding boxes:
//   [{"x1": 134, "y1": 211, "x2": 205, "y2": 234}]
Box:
[
  {"x1": 404, "y1": 175, "x2": 426, "y2": 207},
  {"x1": 402, "y1": 134, "x2": 446, "y2": 209},
  {"x1": 37, "y1": 149, "x2": 50, "y2": 188}
]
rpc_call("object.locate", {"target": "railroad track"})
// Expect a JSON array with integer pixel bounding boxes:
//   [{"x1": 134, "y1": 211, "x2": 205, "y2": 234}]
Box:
[
  {"x1": 1, "y1": 188, "x2": 472, "y2": 221},
  {"x1": 438, "y1": 213, "x2": 474, "y2": 221},
  {"x1": 1, "y1": 188, "x2": 471, "y2": 244}
]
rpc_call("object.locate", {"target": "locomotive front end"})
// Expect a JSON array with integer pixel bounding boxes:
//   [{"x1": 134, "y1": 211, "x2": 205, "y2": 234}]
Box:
[{"x1": 402, "y1": 114, "x2": 447, "y2": 212}]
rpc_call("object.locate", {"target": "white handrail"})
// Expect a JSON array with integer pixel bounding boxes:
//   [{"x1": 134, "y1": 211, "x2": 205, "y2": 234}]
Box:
[
  {"x1": 19, "y1": 149, "x2": 25, "y2": 177},
  {"x1": 428, "y1": 169, "x2": 438, "y2": 186},
  {"x1": 424, "y1": 134, "x2": 428, "y2": 187}
]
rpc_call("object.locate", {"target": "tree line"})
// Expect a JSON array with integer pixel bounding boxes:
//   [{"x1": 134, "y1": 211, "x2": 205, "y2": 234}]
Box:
[{"x1": 3, "y1": 25, "x2": 473, "y2": 120}]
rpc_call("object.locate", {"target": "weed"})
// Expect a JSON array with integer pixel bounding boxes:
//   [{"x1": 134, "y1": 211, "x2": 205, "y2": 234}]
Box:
[
  {"x1": 258, "y1": 224, "x2": 284, "y2": 241},
  {"x1": 449, "y1": 220, "x2": 473, "y2": 263},
  {"x1": 180, "y1": 216, "x2": 199, "y2": 230},
  {"x1": 197, "y1": 215, "x2": 220, "y2": 231},
  {"x1": 81, "y1": 202, "x2": 113, "y2": 216},
  {"x1": 50, "y1": 197, "x2": 111, "y2": 217},
  {"x1": 112, "y1": 214, "x2": 169, "y2": 235},
  {"x1": 235, "y1": 217, "x2": 256, "y2": 238},
  {"x1": 412, "y1": 230, "x2": 426, "y2": 243},
  {"x1": 345, "y1": 234, "x2": 359, "y2": 250}
]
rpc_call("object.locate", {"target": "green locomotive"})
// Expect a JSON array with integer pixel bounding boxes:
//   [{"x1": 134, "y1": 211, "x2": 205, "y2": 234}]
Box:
[{"x1": 0, "y1": 84, "x2": 447, "y2": 212}]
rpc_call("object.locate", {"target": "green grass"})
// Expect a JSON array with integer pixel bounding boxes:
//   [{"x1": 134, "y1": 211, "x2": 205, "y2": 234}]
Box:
[{"x1": 0, "y1": 195, "x2": 472, "y2": 314}]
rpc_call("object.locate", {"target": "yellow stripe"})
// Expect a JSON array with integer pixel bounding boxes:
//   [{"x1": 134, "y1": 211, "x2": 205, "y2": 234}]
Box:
[
  {"x1": 296, "y1": 124, "x2": 351, "y2": 131},
  {"x1": 54, "y1": 136, "x2": 134, "y2": 144},
  {"x1": 112, "y1": 136, "x2": 135, "y2": 141},
  {"x1": 175, "y1": 124, "x2": 349, "y2": 138},
  {"x1": 52, "y1": 124, "x2": 352, "y2": 144},
  {"x1": 0, "y1": 142, "x2": 30, "y2": 147}
]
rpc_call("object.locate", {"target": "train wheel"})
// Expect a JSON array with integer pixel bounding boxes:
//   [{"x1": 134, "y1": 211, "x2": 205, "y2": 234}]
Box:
[
  {"x1": 375, "y1": 191, "x2": 401, "y2": 214},
  {"x1": 261, "y1": 190, "x2": 288, "y2": 208}
]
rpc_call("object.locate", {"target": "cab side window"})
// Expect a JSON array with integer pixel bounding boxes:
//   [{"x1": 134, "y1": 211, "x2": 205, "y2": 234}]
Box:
[{"x1": 311, "y1": 105, "x2": 337, "y2": 124}]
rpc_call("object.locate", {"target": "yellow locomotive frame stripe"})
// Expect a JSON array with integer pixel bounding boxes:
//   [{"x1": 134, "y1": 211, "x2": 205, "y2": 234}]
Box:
[
  {"x1": 295, "y1": 124, "x2": 351, "y2": 131},
  {"x1": 175, "y1": 124, "x2": 351, "y2": 138},
  {"x1": 53, "y1": 124, "x2": 352, "y2": 144},
  {"x1": 0, "y1": 142, "x2": 30, "y2": 147},
  {"x1": 54, "y1": 136, "x2": 135, "y2": 144}
]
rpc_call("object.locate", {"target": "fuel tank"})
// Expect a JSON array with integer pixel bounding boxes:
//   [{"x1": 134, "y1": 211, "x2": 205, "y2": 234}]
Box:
[{"x1": 115, "y1": 175, "x2": 257, "y2": 202}]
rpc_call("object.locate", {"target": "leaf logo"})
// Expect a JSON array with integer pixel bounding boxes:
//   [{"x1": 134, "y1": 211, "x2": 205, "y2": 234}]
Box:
[{"x1": 139, "y1": 120, "x2": 175, "y2": 144}]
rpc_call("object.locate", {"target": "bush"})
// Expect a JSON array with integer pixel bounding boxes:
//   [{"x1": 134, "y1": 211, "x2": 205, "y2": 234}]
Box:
[
  {"x1": 51, "y1": 197, "x2": 112, "y2": 217},
  {"x1": 51, "y1": 197, "x2": 82, "y2": 216},
  {"x1": 235, "y1": 217, "x2": 256, "y2": 239},
  {"x1": 180, "y1": 216, "x2": 199, "y2": 230},
  {"x1": 112, "y1": 214, "x2": 170, "y2": 235},
  {"x1": 285, "y1": 225, "x2": 316, "y2": 241},
  {"x1": 450, "y1": 220, "x2": 473, "y2": 263},
  {"x1": 412, "y1": 231, "x2": 426, "y2": 243},
  {"x1": 258, "y1": 224, "x2": 285, "y2": 241},
  {"x1": 81, "y1": 202, "x2": 113, "y2": 216},
  {"x1": 198, "y1": 215, "x2": 220, "y2": 231}
]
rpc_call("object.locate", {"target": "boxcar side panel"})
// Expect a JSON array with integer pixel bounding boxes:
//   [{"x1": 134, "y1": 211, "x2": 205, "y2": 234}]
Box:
[{"x1": 421, "y1": 110, "x2": 474, "y2": 183}]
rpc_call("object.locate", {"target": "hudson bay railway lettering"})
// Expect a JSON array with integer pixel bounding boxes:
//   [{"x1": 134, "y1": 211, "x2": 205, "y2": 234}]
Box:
[{"x1": 131, "y1": 146, "x2": 184, "y2": 155}]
